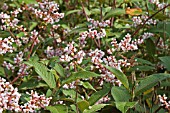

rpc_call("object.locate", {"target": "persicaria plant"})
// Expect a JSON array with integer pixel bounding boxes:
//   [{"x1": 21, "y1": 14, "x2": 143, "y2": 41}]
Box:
[{"x1": 0, "y1": 0, "x2": 170, "y2": 113}]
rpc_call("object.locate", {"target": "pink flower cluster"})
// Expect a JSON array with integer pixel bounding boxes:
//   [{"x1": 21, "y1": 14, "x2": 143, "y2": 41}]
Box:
[
  {"x1": 110, "y1": 32, "x2": 154, "y2": 52},
  {"x1": 0, "y1": 77, "x2": 52, "y2": 113},
  {"x1": 0, "y1": 77, "x2": 21, "y2": 112},
  {"x1": 21, "y1": 90, "x2": 52, "y2": 112},
  {"x1": 158, "y1": 94, "x2": 170, "y2": 111},
  {"x1": 132, "y1": 15, "x2": 157, "y2": 27},
  {"x1": 87, "y1": 18, "x2": 110, "y2": 28},
  {"x1": 25, "y1": 0, "x2": 64, "y2": 24},
  {"x1": 149, "y1": 0, "x2": 168, "y2": 9},
  {"x1": 95, "y1": 95, "x2": 110, "y2": 104},
  {"x1": 0, "y1": 37, "x2": 15, "y2": 54}
]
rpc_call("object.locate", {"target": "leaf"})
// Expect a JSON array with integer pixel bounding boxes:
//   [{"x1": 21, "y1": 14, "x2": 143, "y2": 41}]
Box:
[
  {"x1": 129, "y1": 65, "x2": 155, "y2": 72},
  {"x1": 83, "y1": 104, "x2": 108, "y2": 113},
  {"x1": 62, "y1": 89, "x2": 82, "y2": 102},
  {"x1": 135, "y1": 58, "x2": 154, "y2": 66},
  {"x1": 29, "y1": 22, "x2": 38, "y2": 31},
  {"x1": 27, "y1": 61, "x2": 56, "y2": 88},
  {"x1": 126, "y1": 8, "x2": 142, "y2": 16},
  {"x1": 111, "y1": 86, "x2": 131, "y2": 102},
  {"x1": 53, "y1": 63, "x2": 65, "y2": 77},
  {"x1": 77, "y1": 100, "x2": 89, "y2": 112},
  {"x1": 81, "y1": 81, "x2": 96, "y2": 91},
  {"x1": 145, "y1": 38, "x2": 155, "y2": 56},
  {"x1": 115, "y1": 102, "x2": 137, "y2": 113},
  {"x1": 16, "y1": 32, "x2": 25, "y2": 38},
  {"x1": 88, "y1": 88, "x2": 110, "y2": 106},
  {"x1": 135, "y1": 73, "x2": 170, "y2": 96},
  {"x1": 19, "y1": 79, "x2": 48, "y2": 90},
  {"x1": 65, "y1": 9, "x2": 81, "y2": 16},
  {"x1": 18, "y1": 0, "x2": 37, "y2": 4},
  {"x1": 159, "y1": 56, "x2": 170, "y2": 71},
  {"x1": 62, "y1": 71, "x2": 100, "y2": 85},
  {"x1": 46, "y1": 105, "x2": 68, "y2": 113},
  {"x1": 105, "y1": 66, "x2": 129, "y2": 89},
  {"x1": 104, "y1": 8, "x2": 125, "y2": 20}
]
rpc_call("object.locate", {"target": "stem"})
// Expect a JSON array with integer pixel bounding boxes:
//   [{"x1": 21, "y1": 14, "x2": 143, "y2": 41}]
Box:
[
  {"x1": 132, "y1": 4, "x2": 170, "y2": 37},
  {"x1": 11, "y1": 30, "x2": 41, "y2": 84},
  {"x1": 100, "y1": 4, "x2": 103, "y2": 21},
  {"x1": 81, "y1": 1, "x2": 89, "y2": 21},
  {"x1": 110, "y1": 0, "x2": 116, "y2": 27}
]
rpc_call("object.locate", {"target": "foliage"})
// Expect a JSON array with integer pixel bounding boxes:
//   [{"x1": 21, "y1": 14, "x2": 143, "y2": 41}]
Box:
[{"x1": 0, "y1": 0, "x2": 170, "y2": 113}]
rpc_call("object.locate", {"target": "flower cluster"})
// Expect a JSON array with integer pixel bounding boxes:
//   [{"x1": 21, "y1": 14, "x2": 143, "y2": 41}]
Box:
[
  {"x1": 0, "y1": 77, "x2": 21, "y2": 113},
  {"x1": 88, "y1": 18, "x2": 110, "y2": 28},
  {"x1": 0, "y1": 77, "x2": 52, "y2": 113},
  {"x1": 95, "y1": 95, "x2": 110, "y2": 104},
  {"x1": 111, "y1": 33, "x2": 138, "y2": 52},
  {"x1": 158, "y1": 94, "x2": 170, "y2": 111},
  {"x1": 24, "y1": 0, "x2": 64, "y2": 24},
  {"x1": 21, "y1": 90, "x2": 52, "y2": 112},
  {"x1": 132, "y1": 15, "x2": 157, "y2": 27},
  {"x1": 63, "y1": 81, "x2": 76, "y2": 89},
  {"x1": 0, "y1": 37, "x2": 15, "y2": 54},
  {"x1": 149, "y1": 0, "x2": 169, "y2": 9}
]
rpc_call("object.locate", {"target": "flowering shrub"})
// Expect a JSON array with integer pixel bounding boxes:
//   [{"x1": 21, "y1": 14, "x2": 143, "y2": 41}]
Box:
[{"x1": 0, "y1": 0, "x2": 170, "y2": 112}]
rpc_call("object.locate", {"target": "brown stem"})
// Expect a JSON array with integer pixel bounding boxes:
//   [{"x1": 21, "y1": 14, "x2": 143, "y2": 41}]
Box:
[
  {"x1": 81, "y1": 1, "x2": 89, "y2": 21},
  {"x1": 132, "y1": 4, "x2": 170, "y2": 37},
  {"x1": 11, "y1": 30, "x2": 41, "y2": 84},
  {"x1": 110, "y1": 0, "x2": 116, "y2": 27}
]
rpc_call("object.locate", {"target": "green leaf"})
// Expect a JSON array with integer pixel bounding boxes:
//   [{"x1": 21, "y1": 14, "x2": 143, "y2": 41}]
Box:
[
  {"x1": 129, "y1": 65, "x2": 155, "y2": 72},
  {"x1": 135, "y1": 58, "x2": 154, "y2": 66},
  {"x1": 105, "y1": 66, "x2": 129, "y2": 89},
  {"x1": 46, "y1": 105, "x2": 68, "y2": 113},
  {"x1": 53, "y1": 63, "x2": 65, "y2": 77},
  {"x1": 16, "y1": 32, "x2": 25, "y2": 38},
  {"x1": 111, "y1": 86, "x2": 131, "y2": 102},
  {"x1": 18, "y1": 0, "x2": 37, "y2": 4},
  {"x1": 29, "y1": 22, "x2": 38, "y2": 31},
  {"x1": 88, "y1": 88, "x2": 110, "y2": 106},
  {"x1": 104, "y1": 8, "x2": 125, "y2": 20},
  {"x1": 135, "y1": 73, "x2": 170, "y2": 96},
  {"x1": 77, "y1": 100, "x2": 89, "y2": 112},
  {"x1": 115, "y1": 102, "x2": 137, "y2": 113},
  {"x1": 81, "y1": 81, "x2": 96, "y2": 91},
  {"x1": 27, "y1": 61, "x2": 56, "y2": 88},
  {"x1": 145, "y1": 38, "x2": 155, "y2": 56},
  {"x1": 19, "y1": 79, "x2": 48, "y2": 90},
  {"x1": 83, "y1": 104, "x2": 108, "y2": 113},
  {"x1": 65, "y1": 9, "x2": 81, "y2": 16},
  {"x1": 62, "y1": 89, "x2": 82, "y2": 102},
  {"x1": 159, "y1": 56, "x2": 170, "y2": 71},
  {"x1": 62, "y1": 71, "x2": 100, "y2": 85}
]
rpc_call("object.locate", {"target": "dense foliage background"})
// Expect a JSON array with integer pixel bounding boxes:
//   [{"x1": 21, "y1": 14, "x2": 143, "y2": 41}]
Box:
[{"x1": 0, "y1": 0, "x2": 170, "y2": 112}]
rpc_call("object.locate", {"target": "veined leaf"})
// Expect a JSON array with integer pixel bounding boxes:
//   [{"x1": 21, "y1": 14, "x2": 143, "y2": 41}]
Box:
[
  {"x1": 53, "y1": 63, "x2": 65, "y2": 77},
  {"x1": 159, "y1": 56, "x2": 170, "y2": 71},
  {"x1": 18, "y1": 0, "x2": 37, "y2": 4},
  {"x1": 65, "y1": 9, "x2": 81, "y2": 16},
  {"x1": 88, "y1": 88, "x2": 110, "y2": 106},
  {"x1": 105, "y1": 66, "x2": 129, "y2": 89},
  {"x1": 46, "y1": 105, "x2": 68, "y2": 113},
  {"x1": 135, "y1": 73, "x2": 170, "y2": 96},
  {"x1": 111, "y1": 86, "x2": 131, "y2": 102},
  {"x1": 115, "y1": 102, "x2": 137, "y2": 113},
  {"x1": 27, "y1": 61, "x2": 56, "y2": 88},
  {"x1": 104, "y1": 8, "x2": 125, "y2": 20},
  {"x1": 83, "y1": 104, "x2": 108, "y2": 113},
  {"x1": 62, "y1": 71, "x2": 100, "y2": 85},
  {"x1": 77, "y1": 100, "x2": 89, "y2": 112}
]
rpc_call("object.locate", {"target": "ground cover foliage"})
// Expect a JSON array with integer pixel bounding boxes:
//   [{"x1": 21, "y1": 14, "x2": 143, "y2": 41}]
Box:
[{"x1": 0, "y1": 0, "x2": 170, "y2": 112}]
